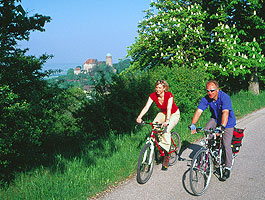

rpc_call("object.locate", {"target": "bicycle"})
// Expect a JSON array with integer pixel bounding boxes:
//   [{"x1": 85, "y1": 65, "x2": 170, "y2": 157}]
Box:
[
  {"x1": 189, "y1": 127, "x2": 238, "y2": 196},
  {"x1": 136, "y1": 121, "x2": 181, "y2": 184}
]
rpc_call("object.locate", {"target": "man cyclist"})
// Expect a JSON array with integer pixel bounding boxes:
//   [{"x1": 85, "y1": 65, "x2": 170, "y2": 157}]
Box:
[{"x1": 190, "y1": 80, "x2": 236, "y2": 181}]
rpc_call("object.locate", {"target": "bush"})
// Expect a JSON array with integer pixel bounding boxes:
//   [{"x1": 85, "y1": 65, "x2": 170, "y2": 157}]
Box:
[
  {"x1": 150, "y1": 65, "x2": 209, "y2": 116},
  {"x1": 75, "y1": 71, "x2": 155, "y2": 139}
]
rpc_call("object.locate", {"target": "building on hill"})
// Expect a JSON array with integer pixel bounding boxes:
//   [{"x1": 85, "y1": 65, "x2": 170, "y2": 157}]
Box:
[
  {"x1": 83, "y1": 59, "x2": 97, "y2": 73},
  {"x1": 75, "y1": 53, "x2": 116, "y2": 76},
  {"x1": 74, "y1": 67, "x2": 81, "y2": 75}
]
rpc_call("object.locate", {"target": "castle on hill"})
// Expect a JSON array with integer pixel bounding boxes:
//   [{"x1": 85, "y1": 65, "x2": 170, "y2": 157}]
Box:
[{"x1": 74, "y1": 53, "x2": 116, "y2": 75}]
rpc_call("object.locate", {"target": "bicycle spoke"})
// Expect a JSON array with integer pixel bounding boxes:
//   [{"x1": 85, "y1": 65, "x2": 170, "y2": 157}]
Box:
[
  {"x1": 137, "y1": 143, "x2": 154, "y2": 184},
  {"x1": 190, "y1": 149, "x2": 212, "y2": 196},
  {"x1": 168, "y1": 132, "x2": 181, "y2": 166}
]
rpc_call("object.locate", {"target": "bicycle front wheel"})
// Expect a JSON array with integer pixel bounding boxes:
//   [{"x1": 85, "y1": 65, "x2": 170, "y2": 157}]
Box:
[
  {"x1": 137, "y1": 143, "x2": 155, "y2": 184},
  {"x1": 190, "y1": 149, "x2": 213, "y2": 196},
  {"x1": 168, "y1": 132, "x2": 181, "y2": 166}
]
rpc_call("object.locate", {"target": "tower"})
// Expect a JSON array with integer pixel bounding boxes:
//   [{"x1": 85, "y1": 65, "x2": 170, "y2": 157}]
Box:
[
  {"x1": 106, "y1": 53, "x2": 116, "y2": 73},
  {"x1": 106, "y1": 53, "x2": 113, "y2": 67}
]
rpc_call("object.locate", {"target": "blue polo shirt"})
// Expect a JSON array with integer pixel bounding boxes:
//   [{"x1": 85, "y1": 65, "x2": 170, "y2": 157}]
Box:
[{"x1": 198, "y1": 90, "x2": 236, "y2": 128}]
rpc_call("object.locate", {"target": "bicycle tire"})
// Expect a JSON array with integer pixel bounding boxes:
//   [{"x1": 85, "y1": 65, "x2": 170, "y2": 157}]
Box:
[
  {"x1": 190, "y1": 148, "x2": 213, "y2": 196},
  {"x1": 168, "y1": 132, "x2": 181, "y2": 166},
  {"x1": 136, "y1": 143, "x2": 155, "y2": 184}
]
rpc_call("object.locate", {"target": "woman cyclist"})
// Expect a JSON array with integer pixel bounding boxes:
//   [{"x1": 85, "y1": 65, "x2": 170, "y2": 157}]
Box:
[{"x1": 136, "y1": 80, "x2": 180, "y2": 171}]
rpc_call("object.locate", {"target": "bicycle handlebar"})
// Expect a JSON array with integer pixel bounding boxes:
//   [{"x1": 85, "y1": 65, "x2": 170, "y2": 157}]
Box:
[
  {"x1": 196, "y1": 127, "x2": 224, "y2": 134},
  {"x1": 141, "y1": 121, "x2": 162, "y2": 126}
]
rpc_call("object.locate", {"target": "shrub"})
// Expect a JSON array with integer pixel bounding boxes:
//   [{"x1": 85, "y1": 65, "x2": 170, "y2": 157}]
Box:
[{"x1": 150, "y1": 65, "x2": 209, "y2": 116}]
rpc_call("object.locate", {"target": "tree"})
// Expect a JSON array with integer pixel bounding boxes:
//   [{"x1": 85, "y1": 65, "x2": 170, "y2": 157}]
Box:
[
  {"x1": 113, "y1": 59, "x2": 131, "y2": 73},
  {"x1": 0, "y1": 0, "x2": 52, "y2": 98},
  {"x1": 127, "y1": 0, "x2": 265, "y2": 92},
  {"x1": 127, "y1": 0, "x2": 209, "y2": 71},
  {"x1": 201, "y1": 0, "x2": 265, "y2": 93},
  {"x1": 0, "y1": 0, "x2": 56, "y2": 179}
]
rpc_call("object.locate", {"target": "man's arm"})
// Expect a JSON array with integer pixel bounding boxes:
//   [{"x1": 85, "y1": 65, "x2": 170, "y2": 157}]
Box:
[{"x1": 221, "y1": 109, "x2": 229, "y2": 127}]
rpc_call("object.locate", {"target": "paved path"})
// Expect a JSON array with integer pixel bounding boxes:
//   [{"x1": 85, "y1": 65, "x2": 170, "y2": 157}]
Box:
[{"x1": 100, "y1": 108, "x2": 265, "y2": 200}]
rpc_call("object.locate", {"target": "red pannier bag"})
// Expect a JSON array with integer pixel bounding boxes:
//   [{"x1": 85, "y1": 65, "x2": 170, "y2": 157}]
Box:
[{"x1": 231, "y1": 128, "x2": 245, "y2": 153}]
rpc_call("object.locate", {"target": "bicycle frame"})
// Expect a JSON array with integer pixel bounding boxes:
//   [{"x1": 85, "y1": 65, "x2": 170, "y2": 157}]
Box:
[
  {"x1": 199, "y1": 129, "x2": 225, "y2": 176},
  {"x1": 146, "y1": 122, "x2": 178, "y2": 157}
]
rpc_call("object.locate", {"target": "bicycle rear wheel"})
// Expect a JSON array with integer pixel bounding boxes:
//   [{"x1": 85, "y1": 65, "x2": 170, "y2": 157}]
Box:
[
  {"x1": 168, "y1": 132, "x2": 181, "y2": 166},
  {"x1": 190, "y1": 149, "x2": 213, "y2": 196},
  {"x1": 137, "y1": 143, "x2": 155, "y2": 184}
]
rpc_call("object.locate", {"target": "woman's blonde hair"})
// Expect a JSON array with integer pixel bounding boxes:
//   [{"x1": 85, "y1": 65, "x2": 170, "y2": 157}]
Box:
[{"x1": 155, "y1": 80, "x2": 169, "y2": 92}]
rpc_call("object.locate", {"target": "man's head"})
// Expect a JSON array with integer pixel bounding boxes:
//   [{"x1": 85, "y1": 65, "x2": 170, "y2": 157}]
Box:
[{"x1": 206, "y1": 80, "x2": 219, "y2": 100}]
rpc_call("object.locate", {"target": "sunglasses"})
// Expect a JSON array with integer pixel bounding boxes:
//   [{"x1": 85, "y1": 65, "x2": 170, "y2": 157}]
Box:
[
  {"x1": 156, "y1": 80, "x2": 164, "y2": 83},
  {"x1": 206, "y1": 88, "x2": 217, "y2": 92}
]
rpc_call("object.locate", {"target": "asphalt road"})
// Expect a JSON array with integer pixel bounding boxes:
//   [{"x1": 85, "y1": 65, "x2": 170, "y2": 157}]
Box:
[{"x1": 99, "y1": 108, "x2": 265, "y2": 200}]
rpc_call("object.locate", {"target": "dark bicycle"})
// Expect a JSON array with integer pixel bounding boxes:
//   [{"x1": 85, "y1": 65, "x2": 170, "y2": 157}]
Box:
[{"x1": 189, "y1": 127, "x2": 245, "y2": 196}]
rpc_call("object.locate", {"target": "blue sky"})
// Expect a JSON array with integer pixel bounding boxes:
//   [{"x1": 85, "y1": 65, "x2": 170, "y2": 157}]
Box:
[{"x1": 19, "y1": 0, "x2": 151, "y2": 67}]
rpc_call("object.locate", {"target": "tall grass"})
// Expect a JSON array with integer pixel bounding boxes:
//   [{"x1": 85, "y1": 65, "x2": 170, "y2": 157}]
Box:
[{"x1": 1, "y1": 91, "x2": 265, "y2": 199}]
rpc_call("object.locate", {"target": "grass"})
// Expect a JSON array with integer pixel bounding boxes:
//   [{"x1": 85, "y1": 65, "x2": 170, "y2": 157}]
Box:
[{"x1": 1, "y1": 90, "x2": 265, "y2": 199}]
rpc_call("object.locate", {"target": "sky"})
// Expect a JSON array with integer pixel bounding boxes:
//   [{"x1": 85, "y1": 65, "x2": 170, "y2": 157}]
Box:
[{"x1": 18, "y1": 0, "x2": 151, "y2": 69}]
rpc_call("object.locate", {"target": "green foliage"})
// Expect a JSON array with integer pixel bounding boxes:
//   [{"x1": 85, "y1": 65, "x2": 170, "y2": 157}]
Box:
[
  {"x1": 202, "y1": 0, "x2": 265, "y2": 90},
  {"x1": 113, "y1": 59, "x2": 131, "y2": 73},
  {"x1": 0, "y1": 0, "x2": 51, "y2": 57},
  {"x1": 150, "y1": 65, "x2": 209, "y2": 116},
  {"x1": 66, "y1": 68, "x2": 75, "y2": 80},
  {"x1": 127, "y1": 0, "x2": 265, "y2": 91},
  {"x1": 0, "y1": 0, "x2": 87, "y2": 182},
  {"x1": 0, "y1": 85, "x2": 43, "y2": 179},
  {"x1": 127, "y1": 0, "x2": 208, "y2": 70},
  {"x1": 75, "y1": 72, "x2": 154, "y2": 138}
]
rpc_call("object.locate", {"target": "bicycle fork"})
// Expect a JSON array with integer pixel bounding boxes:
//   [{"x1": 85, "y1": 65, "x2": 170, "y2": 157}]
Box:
[
  {"x1": 143, "y1": 139, "x2": 155, "y2": 165},
  {"x1": 198, "y1": 149, "x2": 210, "y2": 174}
]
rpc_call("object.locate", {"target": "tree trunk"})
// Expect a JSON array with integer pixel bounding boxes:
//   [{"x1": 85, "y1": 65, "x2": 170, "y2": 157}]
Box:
[{"x1": 248, "y1": 67, "x2": 259, "y2": 95}]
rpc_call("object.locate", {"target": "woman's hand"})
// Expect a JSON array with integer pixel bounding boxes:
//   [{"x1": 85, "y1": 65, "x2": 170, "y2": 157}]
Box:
[
  {"x1": 162, "y1": 121, "x2": 169, "y2": 127},
  {"x1": 136, "y1": 117, "x2": 142, "y2": 124}
]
